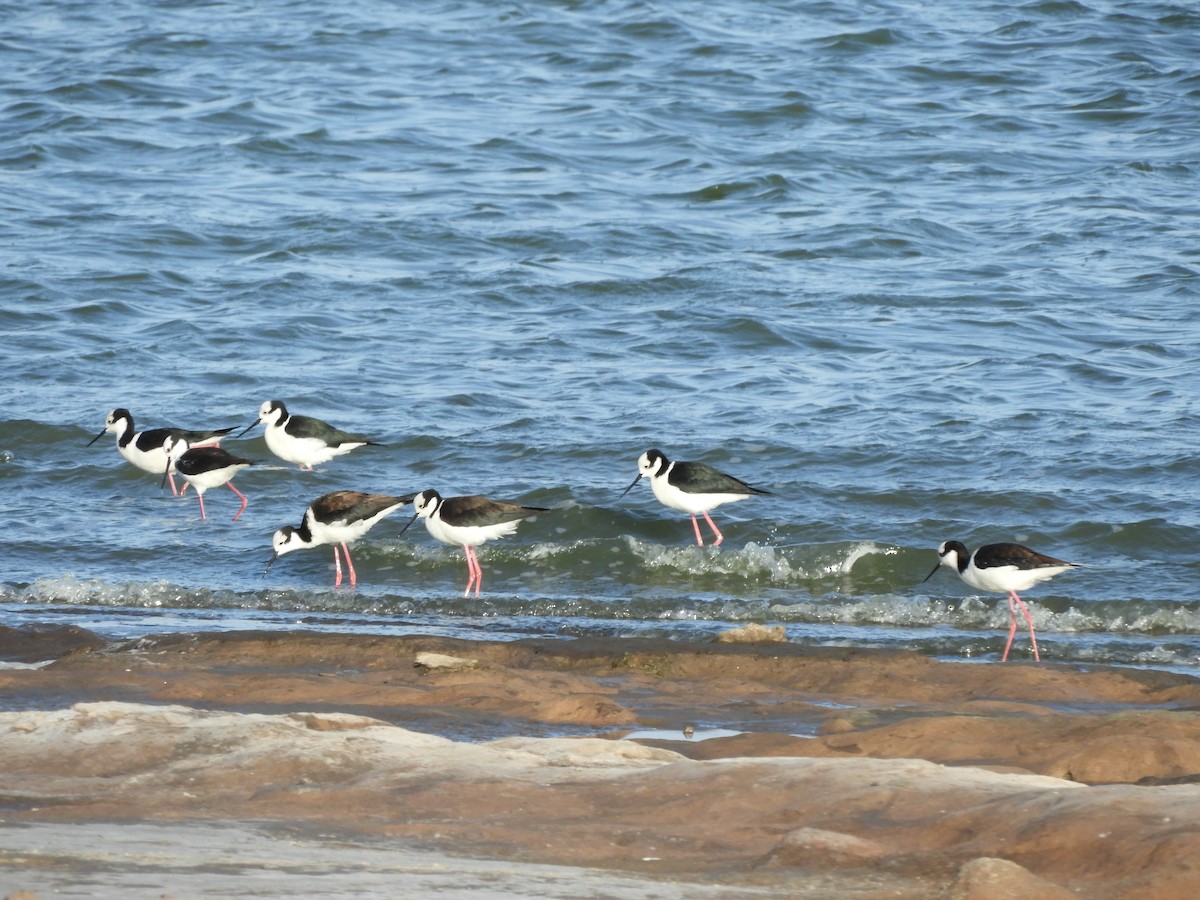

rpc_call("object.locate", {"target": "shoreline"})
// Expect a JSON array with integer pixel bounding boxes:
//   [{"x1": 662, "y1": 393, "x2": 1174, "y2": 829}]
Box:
[{"x1": 3, "y1": 625, "x2": 1200, "y2": 897}]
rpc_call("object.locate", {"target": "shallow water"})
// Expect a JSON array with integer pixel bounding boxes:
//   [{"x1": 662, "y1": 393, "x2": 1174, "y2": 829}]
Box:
[{"x1": 2, "y1": 0, "x2": 1199, "y2": 670}]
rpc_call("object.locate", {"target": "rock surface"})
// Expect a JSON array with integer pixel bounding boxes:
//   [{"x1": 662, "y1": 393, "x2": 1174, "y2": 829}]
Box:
[{"x1": 2, "y1": 629, "x2": 1200, "y2": 897}]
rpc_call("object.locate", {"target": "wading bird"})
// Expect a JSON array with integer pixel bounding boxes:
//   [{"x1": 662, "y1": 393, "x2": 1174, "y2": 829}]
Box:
[
  {"x1": 923, "y1": 540, "x2": 1080, "y2": 662},
  {"x1": 620, "y1": 448, "x2": 771, "y2": 546},
  {"x1": 400, "y1": 489, "x2": 548, "y2": 597},
  {"x1": 266, "y1": 490, "x2": 415, "y2": 587}
]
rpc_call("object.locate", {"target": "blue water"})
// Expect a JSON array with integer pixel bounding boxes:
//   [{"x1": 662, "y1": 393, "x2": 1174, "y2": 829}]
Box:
[{"x1": 2, "y1": 0, "x2": 1199, "y2": 670}]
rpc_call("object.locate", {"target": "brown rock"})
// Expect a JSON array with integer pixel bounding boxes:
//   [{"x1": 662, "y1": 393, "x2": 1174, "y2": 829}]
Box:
[
  {"x1": 3, "y1": 628, "x2": 1200, "y2": 897},
  {"x1": 798, "y1": 710, "x2": 1200, "y2": 784},
  {"x1": 0, "y1": 624, "x2": 106, "y2": 663}
]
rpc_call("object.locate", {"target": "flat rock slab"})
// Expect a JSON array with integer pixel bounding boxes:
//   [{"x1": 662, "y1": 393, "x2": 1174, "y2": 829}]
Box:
[{"x1": 2, "y1": 629, "x2": 1200, "y2": 897}]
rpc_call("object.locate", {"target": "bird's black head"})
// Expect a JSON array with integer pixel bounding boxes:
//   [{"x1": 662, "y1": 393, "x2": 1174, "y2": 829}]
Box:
[
  {"x1": 641, "y1": 448, "x2": 667, "y2": 472},
  {"x1": 399, "y1": 490, "x2": 441, "y2": 537},
  {"x1": 921, "y1": 540, "x2": 969, "y2": 583}
]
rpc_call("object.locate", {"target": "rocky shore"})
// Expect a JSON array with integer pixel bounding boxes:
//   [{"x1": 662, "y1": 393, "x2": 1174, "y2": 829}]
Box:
[{"x1": 2, "y1": 625, "x2": 1199, "y2": 897}]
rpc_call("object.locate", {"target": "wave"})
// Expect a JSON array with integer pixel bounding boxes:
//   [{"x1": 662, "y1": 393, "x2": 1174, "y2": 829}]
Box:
[{"x1": 8, "y1": 557, "x2": 1200, "y2": 641}]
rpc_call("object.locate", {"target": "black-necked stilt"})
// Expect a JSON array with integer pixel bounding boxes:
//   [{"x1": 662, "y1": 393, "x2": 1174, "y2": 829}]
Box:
[
  {"x1": 620, "y1": 448, "x2": 771, "y2": 546},
  {"x1": 163, "y1": 435, "x2": 255, "y2": 522},
  {"x1": 399, "y1": 489, "x2": 548, "y2": 597},
  {"x1": 922, "y1": 540, "x2": 1080, "y2": 663},
  {"x1": 87, "y1": 408, "x2": 236, "y2": 496},
  {"x1": 237, "y1": 400, "x2": 379, "y2": 470},
  {"x1": 266, "y1": 490, "x2": 415, "y2": 588}
]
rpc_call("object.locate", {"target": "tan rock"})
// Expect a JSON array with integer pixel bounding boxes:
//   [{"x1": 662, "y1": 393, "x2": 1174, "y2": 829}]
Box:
[
  {"x1": 715, "y1": 623, "x2": 787, "y2": 643},
  {"x1": 767, "y1": 827, "x2": 892, "y2": 867},
  {"x1": 941, "y1": 857, "x2": 1076, "y2": 900},
  {"x1": 414, "y1": 651, "x2": 479, "y2": 671}
]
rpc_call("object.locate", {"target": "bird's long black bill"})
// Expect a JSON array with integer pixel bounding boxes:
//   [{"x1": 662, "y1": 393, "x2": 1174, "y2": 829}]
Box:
[
  {"x1": 160, "y1": 460, "x2": 171, "y2": 490},
  {"x1": 920, "y1": 561, "x2": 942, "y2": 584},
  {"x1": 618, "y1": 473, "x2": 642, "y2": 499},
  {"x1": 397, "y1": 512, "x2": 419, "y2": 538},
  {"x1": 233, "y1": 419, "x2": 260, "y2": 439},
  {"x1": 263, "y1": 552, "x2": 278, "y2": 577},
  {"x1": 86, "y1": 428, "x2": 106, "y2": 446}
]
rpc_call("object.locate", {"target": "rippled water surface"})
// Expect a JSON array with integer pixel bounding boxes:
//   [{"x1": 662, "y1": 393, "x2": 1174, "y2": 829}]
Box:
[{"x1": 2, "y1": 0, "x2": 1199, "y2": 670}]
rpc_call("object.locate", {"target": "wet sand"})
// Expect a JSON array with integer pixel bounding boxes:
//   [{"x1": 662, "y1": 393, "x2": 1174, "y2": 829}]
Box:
[{"x1": 3, "y1": 624, "x2": 1200, "y2": 898}]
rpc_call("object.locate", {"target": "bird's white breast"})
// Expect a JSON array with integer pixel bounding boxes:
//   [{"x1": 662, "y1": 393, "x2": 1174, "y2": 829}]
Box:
[
  {"x1": 650, "y1": 473, "x2": 746, "y2": 514},
  {"x1": 962, "y1": 562, "x2": 1072, "y2": 594},
  {"x1": 425, "y1": 514, "x2": 519, "y2": 548}
]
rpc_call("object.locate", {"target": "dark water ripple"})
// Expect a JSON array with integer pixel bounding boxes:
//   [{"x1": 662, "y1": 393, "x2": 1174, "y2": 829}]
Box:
[{"x1": 1, "y1": 0, "x2": 1198, "y2": 669}]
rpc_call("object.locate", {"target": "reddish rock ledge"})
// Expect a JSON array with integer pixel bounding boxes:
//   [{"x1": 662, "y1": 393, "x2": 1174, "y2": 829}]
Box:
[{"x1": 1, "y1": 627, "x2": 1199, "y2": 897}]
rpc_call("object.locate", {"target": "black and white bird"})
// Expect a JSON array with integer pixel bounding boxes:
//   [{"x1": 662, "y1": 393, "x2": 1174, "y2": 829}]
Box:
[
  {"x1": 923, "y1": 540, "x2": 1081, "y2": 663},
  {"x1": 400, "y1": 489, "x2": 548, "y2": 597},
  {"x1": 163, "y1": 435, "x2": 255, "y2": 522},
  {"x1": 88, "y1": 408, "x2": 236, "y2": 496},
  {"x1": 266, "y1": 490, "x2": 415, "y2": 588},
  {"x1": 237, "y1": 400, "x2": 379, "y2": 470},
  {"x1": 620, "y1": 448, "x2": 771, "y2": 546}
]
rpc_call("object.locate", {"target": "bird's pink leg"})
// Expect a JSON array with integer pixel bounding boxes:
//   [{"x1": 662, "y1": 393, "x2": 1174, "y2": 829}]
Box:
[
  {"x1": 342, "y1": 543, "x2": 357, "y2": 588},
  {"x1": 690, "y1": 514, "x2": 705, "y2": 546},
  {"x1": 702, "y1": 511, "x2": 725, "y2": 546},
  {"x1": 1001, "y1": 595, "x2": 1018, "y2": 662},
  {"x1": 1011, "y1": 591, "x2": 1041, "y2": 662},
  {"x1": 332, "y1": 547, "x2": 343, "y2": 587},
  {"x1": 471, "y1": 546, "x2": 483, "y2": 596},
  {"x1": 226, "y1": 482, "x2": 248, "y2": 522},
  {"x1": 167, "y1": 472, "x2": 180, "y2": 497},
  {"x1": 462, "y1": 546, "x2": 482, "y2": 597},
  {"x1": 196, "y1": 492, "x2": 207, "y2": 521}
]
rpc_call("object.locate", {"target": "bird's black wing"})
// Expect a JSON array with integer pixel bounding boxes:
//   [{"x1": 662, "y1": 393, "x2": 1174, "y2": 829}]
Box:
[{"x1": 673, "y1": 461, "x2": 772, "y2": 496}]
